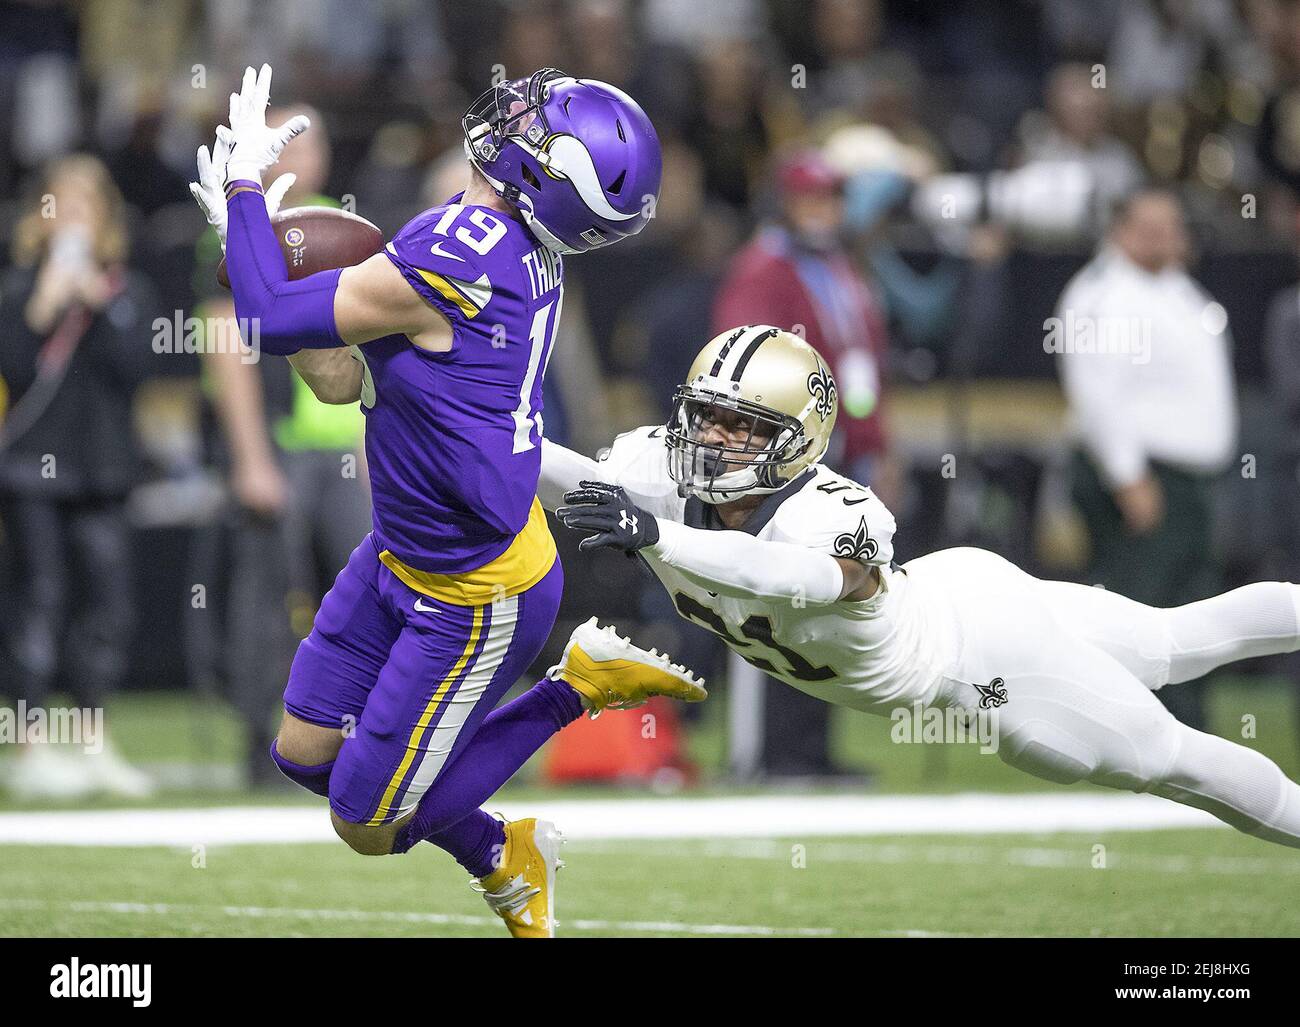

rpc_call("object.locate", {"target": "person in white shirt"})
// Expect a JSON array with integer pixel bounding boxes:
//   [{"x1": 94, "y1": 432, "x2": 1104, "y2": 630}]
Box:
[
  {"x1": 1021, "y1": 63, "x2": 1145, "y2": 220},
  {"x1": 1055, "y1": 188, "x2": 1237, "y2": 730},
  {"x1": 544, "y1": 325, "x2": 1300, "y2": 850}
]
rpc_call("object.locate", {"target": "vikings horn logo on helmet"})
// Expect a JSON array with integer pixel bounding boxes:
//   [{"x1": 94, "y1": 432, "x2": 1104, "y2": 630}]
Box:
[{"x1": 461, "y1": 68, "x2": 662, "y2": 255}]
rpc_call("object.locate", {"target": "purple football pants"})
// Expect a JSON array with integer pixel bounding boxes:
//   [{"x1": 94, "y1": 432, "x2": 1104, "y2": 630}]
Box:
[{"x1": 283, "y1": 534, "x2": 565, "y2": 833}]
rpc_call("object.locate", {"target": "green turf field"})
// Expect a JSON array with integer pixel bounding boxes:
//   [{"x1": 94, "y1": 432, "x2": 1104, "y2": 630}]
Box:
[
  {"x1": 1, "y1": 678, "x2": 1298, "y2": 937},
  {"x1": 2, "y1": 830, "x2": 1298, "y2": 937}
]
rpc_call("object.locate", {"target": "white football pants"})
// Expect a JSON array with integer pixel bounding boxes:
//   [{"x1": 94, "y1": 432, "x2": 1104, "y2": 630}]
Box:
[{"x1": 909, "y1": 547, "x2": 1300, "y2": 848}]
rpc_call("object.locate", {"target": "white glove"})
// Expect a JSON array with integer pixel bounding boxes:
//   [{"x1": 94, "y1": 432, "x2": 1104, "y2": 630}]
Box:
[
  {"x1": 224, "y1": 63, "x2": 310, "y2": 184},
  {"x1": 189, "y1": 124, "x2": 295, "y2": 250}
]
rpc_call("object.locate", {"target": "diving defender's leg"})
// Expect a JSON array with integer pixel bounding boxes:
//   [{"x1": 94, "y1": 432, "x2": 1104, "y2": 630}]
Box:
[{"x1": 1034, "y1": 578, "x2": 1300, "y2": 690}]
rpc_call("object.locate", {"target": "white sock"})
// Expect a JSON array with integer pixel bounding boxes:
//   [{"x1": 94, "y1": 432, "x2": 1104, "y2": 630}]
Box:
[
  {"x1": 1152, "y1": 724, "x2": 1300, "y2": 849},
  {"x1": 1162, "y1": 583, "x2": 1300, "y2": 685}
]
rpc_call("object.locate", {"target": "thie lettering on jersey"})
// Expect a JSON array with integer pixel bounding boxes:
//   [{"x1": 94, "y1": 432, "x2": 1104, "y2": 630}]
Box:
[{"x1": 522, "y1": 245, "x2": 563, "y2": 300}]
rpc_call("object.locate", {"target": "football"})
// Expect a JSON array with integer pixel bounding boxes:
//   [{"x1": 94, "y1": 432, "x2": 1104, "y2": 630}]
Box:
[{"x1": 216, "y1": 205, "x2": 384, "y2": 287}]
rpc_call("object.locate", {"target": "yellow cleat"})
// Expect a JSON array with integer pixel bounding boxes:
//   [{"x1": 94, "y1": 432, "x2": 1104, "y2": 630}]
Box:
[
  {"x1": 549, "y1": 617, "x2": 708, "y2": 715},
  {"x1": 474, "y1": 817, "x2": 564, "y2": 938}
]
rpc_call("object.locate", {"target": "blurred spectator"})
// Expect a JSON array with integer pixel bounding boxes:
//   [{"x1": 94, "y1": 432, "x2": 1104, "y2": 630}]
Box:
[
  {"x1": 824, "y1": 123, "x2": 961, "y2": 353},
  {"x1": 104, "y1": 105, "x2": 193, "y2": 217},
  {"x1": 805, "y1": 0, "x2": 887, "y2": 118},
  {"x1": 1256, "y1": 0, "x2": 1300, "y2": 201},
  {"x1": 716, "y1": 149, "x2": 893, "y2": 487},
  {"x1": 1040, "y1": 0, "x2": 1124, "y2": 60},
  {"x1": 568, "y1": 0, "x2": 636, "y2": 88},
  {"x1": 713, "y1": 147, "x2": 893, "y2": 780},
  {"x1": 0, "y1": 3, "x2": 80, "y2": 195},
  {"x1": 802, "y1": 0, "x2": 944, "y2": 176},
  {"x1": 616, "y1": 141, "x2": 743, "y2": 416},
  {"x1": 0, "y1": 155, "x2": 158, "y2": 799},
  {"x1": 1263, "y1": 243, "x2": 1300, "y2": 589},
  {"x1": 1105, "y1": 0, "x2": 1227, "y2": 109},
  {"x1": 1057, "y1": 188, "x2": 1237, "y2": 731},
  {"x1": 354, "y1": 120, "x2": 439, "y2": 231},
  {"x1": 686, "y1": 36, "x2": 787, "y2": 212},
  {"x1": 500, "y1": 0, "x2": 569, "y2": 79},
  {"x1": 642, "y1": 0, "x2": 763, "y2": 52},
  {"x1": 193, "y1": 109, "x2": 369, "y2": 787},
  {"x1": 1018, "y1": 62, "x2": 1146, "y2": 221}
]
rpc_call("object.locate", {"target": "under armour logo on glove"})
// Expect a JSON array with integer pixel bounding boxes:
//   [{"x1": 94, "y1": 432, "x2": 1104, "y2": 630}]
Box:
[{"x1": 557, "y1": 482, "x2": 660, "y2": 554}]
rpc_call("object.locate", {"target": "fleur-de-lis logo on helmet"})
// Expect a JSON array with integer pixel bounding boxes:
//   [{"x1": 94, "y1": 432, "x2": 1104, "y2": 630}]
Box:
[
  {"x1": 807, "y1": 364, "x2": 837, "y2": 420},
  {"x1": 833, "y1": 516, "x2": 878, "y2": 562}
]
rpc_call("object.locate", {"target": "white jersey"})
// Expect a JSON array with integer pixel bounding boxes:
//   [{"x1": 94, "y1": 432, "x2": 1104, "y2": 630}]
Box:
[
  {"x1": 593, "y1": 426, "x2": 960, "y2": 711},
  {"x1": 547, "y1": 430, "x2": 1300, "y2": 850}
]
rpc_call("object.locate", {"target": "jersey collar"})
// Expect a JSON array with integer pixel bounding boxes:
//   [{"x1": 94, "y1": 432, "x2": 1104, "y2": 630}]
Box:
[{"x1": 682, "y1": 469, "x2": 817, "y2": 536}]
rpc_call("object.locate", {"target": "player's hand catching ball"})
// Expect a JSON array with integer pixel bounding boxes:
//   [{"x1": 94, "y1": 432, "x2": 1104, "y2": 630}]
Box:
[
  {"x1": 224, "y1": 63, "x2": 310, "y2": 184},
  {"x1": 557, "y1": 482, "x2": 659, "y2": 554},
  {"x1": 189, "y1": 124, "x2": 296, "y2": 251}
]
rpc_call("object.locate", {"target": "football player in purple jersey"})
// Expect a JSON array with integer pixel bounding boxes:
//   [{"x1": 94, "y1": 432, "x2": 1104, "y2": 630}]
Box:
[{"x1": 189, "y1": 64, "x2": 703, "y2": 936}]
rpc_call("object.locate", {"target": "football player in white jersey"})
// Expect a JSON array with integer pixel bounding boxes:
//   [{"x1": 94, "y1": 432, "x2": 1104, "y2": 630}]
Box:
[{"x1": 543, "y1": 324, "x2": 1300, "y2": 848}]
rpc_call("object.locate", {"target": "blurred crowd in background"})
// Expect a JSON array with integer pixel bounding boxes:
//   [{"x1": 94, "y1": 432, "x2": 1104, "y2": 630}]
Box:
[{"x1": 6, "y1": 0, "x2": 1300, "y2": 796}]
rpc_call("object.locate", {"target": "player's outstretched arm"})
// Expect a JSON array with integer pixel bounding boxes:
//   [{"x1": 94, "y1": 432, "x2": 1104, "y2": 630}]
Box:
[
  {"x1": 225, "y1": 186, "x2": 450, "y2": 355},
  {"x1": 216, "y1": 64, "x2": 449, "y2": 356},
  {"x1": 334, "y1": 255, "x2": 451, "y2": 349},
  {"x1": 556, "y1": 482, "x2": 879, "y2": 603},
  {"x1": 538, "y1": 439, "x2": 603, "y2": 512},
  {"x1": 282, "y1": 257, "x2": 451, "y2": 402},
  {"x1": 653, "y1": 519, "x2": 879, "y2": 603}
]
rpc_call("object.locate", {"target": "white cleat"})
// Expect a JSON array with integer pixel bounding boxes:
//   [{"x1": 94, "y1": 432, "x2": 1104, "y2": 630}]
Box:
[{"x1": 548, "y1": 617, "x2": 708, "y2": 716}]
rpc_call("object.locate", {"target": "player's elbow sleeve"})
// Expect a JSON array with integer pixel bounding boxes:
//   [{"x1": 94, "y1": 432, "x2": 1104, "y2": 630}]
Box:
[
  {"x1": 234, "y1": 269, "x2": 344, "y2": 355},
  {"x1": 700, "y1": 552, "x2": 842, "y2": 604},
  {"x1": 651, "y1": 521, "x2": 845, "y2": 605},
  {"x1": 751, "y1": 551, "x2": 843, "y2": 605}
]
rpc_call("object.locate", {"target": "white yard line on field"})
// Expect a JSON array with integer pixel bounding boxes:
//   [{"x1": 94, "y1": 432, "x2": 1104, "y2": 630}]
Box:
[
  {"x1": 680, "y1": 839, "x2": 1300, "y2": 876},
  {"x1": 0, "y1": 792, "x2": 1224, "y2": 847},
  {"x1": 0, "y1": 898, "x2": 835, "y2": 937}
]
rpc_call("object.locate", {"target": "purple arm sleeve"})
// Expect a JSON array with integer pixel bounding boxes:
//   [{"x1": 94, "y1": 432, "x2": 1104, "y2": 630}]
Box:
[{"x1": 224, "y1": 180, "x2": 343, "y2": 356}]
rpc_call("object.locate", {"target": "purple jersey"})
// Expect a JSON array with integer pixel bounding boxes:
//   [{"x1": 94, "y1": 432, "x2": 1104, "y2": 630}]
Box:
[{"x1": 358, "y1": 196, "x2": 564, "y2": 574}]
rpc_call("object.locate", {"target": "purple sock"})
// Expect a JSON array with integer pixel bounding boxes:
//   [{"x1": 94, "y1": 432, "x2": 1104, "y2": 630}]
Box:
[
  {"x1": 269, "y1": 742, "x2": 333, "y2": 797},
  {"x1": 427, "y1": 811, "x2": 506, "y2": 879},
  {"x1": 394, "y1": 676, "x2": 582, "y2": 866}
]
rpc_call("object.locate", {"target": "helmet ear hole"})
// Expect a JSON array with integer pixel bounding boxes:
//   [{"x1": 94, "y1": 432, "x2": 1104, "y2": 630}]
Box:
[{"x1": 521, "y1": 163, "x2": 541, "y2": 190}]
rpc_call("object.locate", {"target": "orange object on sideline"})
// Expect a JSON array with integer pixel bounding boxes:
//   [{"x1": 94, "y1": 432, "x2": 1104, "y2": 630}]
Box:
[{"x1": 541, "y1": 696, "x2": 696, "y2": 787}]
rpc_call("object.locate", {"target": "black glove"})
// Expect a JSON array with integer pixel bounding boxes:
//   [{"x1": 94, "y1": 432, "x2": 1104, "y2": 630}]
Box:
[{"x1": 557, "y1": 481, "x2": 660, "y2": 553}]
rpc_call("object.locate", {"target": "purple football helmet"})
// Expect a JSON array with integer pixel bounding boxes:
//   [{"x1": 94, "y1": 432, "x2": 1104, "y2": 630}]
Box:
[{"x1": 462, "y1": 68, "x2": 662, "y2": 254}]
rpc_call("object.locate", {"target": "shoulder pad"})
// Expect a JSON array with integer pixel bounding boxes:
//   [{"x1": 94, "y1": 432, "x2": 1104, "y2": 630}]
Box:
[
  {"x1": 772, "y1": 468, "x2": 896, "y2": 566},
  {"x1": 385, "y1": 204, "x2": 510, "y2": 321}
]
